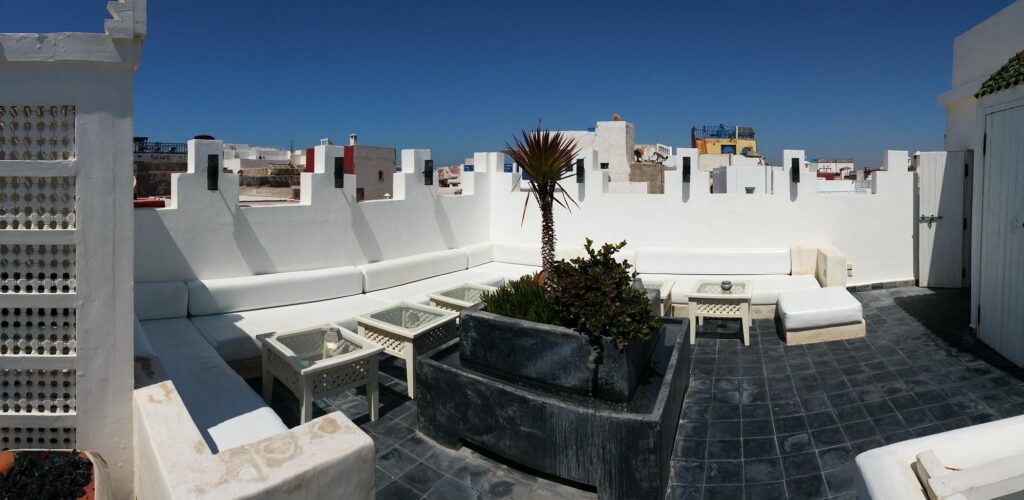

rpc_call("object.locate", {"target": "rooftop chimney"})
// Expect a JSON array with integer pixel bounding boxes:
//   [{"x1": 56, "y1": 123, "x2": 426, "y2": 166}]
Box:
[{"x1": 349, "y1": 133, "x2": 358, "y2": 146}]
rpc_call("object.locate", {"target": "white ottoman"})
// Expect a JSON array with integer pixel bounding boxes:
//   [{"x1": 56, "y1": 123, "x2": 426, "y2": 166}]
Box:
[{"x1": 777, "y1": 287, "x2": 865, "y2": 345}]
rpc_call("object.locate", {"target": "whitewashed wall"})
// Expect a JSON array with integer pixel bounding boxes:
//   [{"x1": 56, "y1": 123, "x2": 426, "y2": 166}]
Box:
[
  {"x1": 134, "y1": 142, "x2": 493, "y2": 281},
  {"x1": 488, "y1": 149, "x2": 915, "y2": 286},
  {"x1": 0, "y1": 2, "x2": 144, "y2": 497},
  {"x1": 137, "y1": 145, "x2": 915, "y2": 287}
]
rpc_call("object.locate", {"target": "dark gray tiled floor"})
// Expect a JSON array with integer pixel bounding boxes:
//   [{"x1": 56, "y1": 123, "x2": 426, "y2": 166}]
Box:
[{"x1": 261, "y1": 287, "x2": 1024, "y2": 500}]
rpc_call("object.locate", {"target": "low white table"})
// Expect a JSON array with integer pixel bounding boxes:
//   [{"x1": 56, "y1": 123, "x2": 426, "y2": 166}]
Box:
[
  {"x1": 355, "y1": 302, "x2": 458, "y2": 399},
  {"x1": 261, "y1": 323, "x2": 384, "y2": 423},
  {"x1": 642, "y1": 279, "x2": 674, "y2": 316},
  {"x1": 427, "y1": 282, "x2": 496, "y2": 312},
  {"x1": 687, "y1": 280, "x2": 752, "y2": 346}
]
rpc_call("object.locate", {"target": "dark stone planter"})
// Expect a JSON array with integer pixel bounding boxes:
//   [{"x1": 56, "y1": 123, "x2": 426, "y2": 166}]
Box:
[
  {"x1": 459, "y1": 309, "x2": 661, "y2": 401},
  {"x1": 417, "y1": 318, "x2": 689, "y2": 500}
]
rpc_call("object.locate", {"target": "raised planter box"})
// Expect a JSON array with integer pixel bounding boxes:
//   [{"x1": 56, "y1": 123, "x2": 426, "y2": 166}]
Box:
[
  {"x1": 417, "y1": 318, "x2": 689, "y2": 500},
  {"x1": 459, "y1": 309, "x2": 662, "y2": 401}
]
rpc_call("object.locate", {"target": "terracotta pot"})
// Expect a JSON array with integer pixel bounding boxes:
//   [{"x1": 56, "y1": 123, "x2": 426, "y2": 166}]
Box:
[{"x1": 0, "y1": 449, "x2": 109, "y2": 500}]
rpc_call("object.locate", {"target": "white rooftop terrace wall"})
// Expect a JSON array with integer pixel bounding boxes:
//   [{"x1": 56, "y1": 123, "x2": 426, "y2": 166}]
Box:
[
  {"x1": 0, "y1": 1, "x2": 145, "y2": 497},
  {"x1": 134, "y1": 143, "x2": 494, "y2": 281},
  {"x1": 938, "y1": 0, "x2": 1024, "y2": 152},
  {"x1": 489, "y1": 149, "x2": 914, "y2": 287},
  {"x1": 135, "y1": 145, "x2": 913, "y2": 287}
]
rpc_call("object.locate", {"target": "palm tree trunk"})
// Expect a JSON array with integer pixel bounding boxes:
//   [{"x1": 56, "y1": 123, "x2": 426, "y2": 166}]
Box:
[{"x1": 540, "y1": 193, "x2": 556, "y2": 292}]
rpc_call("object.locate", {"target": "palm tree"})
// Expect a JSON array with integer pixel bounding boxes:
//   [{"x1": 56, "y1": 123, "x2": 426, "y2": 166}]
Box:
[{"x1": 505, "y1": 128, "x2": 580, "y2": 287}]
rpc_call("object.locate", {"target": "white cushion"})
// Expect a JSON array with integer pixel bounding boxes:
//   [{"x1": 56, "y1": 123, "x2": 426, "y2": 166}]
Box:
[
  {"x1": 778, "y1": 287, "x2": 863, "y2": 330},
  {"x1": 190, "y1": 294, "x2": 390, "y2": 363},
  {"x1": 470, "y1": 262, "x2": 540, "y2": 282},
  {"x1": 135, "y1": 281, "x2": 188, "y2": 320},
  {"x1": 491, "y1": 242, "x2": 542, "y2": 266},
  {"x1": 639, "y1": 274, "x2": 821, "y2": 305},
  {"x1": 187, "y1": 267, "x2": 365, "y2": 317},
  {"x1": 366, "y1": 270, "x2": 504, "y2": 305},
  {"x1": 856, "y1": 415, "x2": 1024, "y2": 499},
  {"x1": 139, "y1": 318, "x2": 288, "y2": 453},
  {"x1": 359, "y1": 249, "x2": 468, "y2": 292},
  {"x1": 463, "y1": 242, "x2": 494, "y2": 268},
  {"x1": 635, "y1": 247, "x2": 791, "y2": 275}
]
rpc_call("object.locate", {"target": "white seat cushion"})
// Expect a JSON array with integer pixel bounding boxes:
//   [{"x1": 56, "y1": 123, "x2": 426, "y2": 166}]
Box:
[
  {"x1": 469, "y1": 262, "x2": 540, "y2": 282},
  {"x1": 187, "y1": 266, "x2": 365, "y2": 317},
  {"x1": 190, "y1": 294, "x2": 390, "y2": 363},
  {"x1": 635, "y1": 247, "x2": 791, "y2": 275},
  {"x1": 359, "y1": 249, "x2": 468, "y2": 292},
  {"x1": 639, "y1": 274, "x2": 821, "y2": 305},
  {"x1": 135, "y1": 281, "x2": 189, "y2": 320},
  {"x1": 778, "y1": 287, "x2": 863, "y2": 330},
  {"x1": 365, "y1": 270, "x2": 504, "y2": 305},
  {"x1": 139, "y1": 318, "x2": 288, "y2": 453}
]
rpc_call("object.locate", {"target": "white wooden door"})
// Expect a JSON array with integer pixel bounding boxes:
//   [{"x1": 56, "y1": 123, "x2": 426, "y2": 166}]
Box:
[
  {"x1": 979, "y1": 105, "x2": 1024, "y2": 366},
  {"x1": 917, "y1": 151, "x2": 966, "y2": 287}
]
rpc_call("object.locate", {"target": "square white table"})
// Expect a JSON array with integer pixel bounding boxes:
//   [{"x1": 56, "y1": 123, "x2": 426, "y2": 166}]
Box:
[
  {"x1": 261, "y1": 323, "x2": 384, "y2": 423},
  {"x1": 687, "y1": 280, "x2": 753, "y2": 346},
  {"x1": 355, "y1": 302, "x2": 458, "y2": 399},
  {"x1": 427, "y1": 282, "x2": 496, "y2": 312}
]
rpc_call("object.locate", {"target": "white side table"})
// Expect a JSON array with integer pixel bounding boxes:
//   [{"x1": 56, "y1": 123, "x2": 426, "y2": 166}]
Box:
[
  {"x1": 642, "y1": 279, "x2": 675, "y2": 316},
  {"x1": 355, "y1": 302, "x2": 458, "y2": 399},
  {"x1": 427, "y1": 282, "x2": 496, "y2": 312},
  {"x1": 687, "y1": 281, "x2": 753, "y2": 346},
  {"x1": 261, "y1": 323, "x2": 384, "y2": 423}
]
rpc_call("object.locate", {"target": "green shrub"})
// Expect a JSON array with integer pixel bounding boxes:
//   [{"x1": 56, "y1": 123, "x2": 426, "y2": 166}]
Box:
[
  {"x1": 481, "y1": 273, "x2": 559, "y2": 325},
  {"x1": 547, "y1": 239, "x2": 662, "y2": 349}
]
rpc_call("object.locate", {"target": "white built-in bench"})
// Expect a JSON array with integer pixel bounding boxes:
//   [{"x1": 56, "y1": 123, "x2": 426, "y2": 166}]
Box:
[
  {"x1": 185, "y1": 267, "x2": 389, "y2": 374},
  {"x1": 132, "y1": 283, "x2": 375, "y2": 499},
  {"x1": 634, "y1": 246, "x2": 846, "y2": 319}
]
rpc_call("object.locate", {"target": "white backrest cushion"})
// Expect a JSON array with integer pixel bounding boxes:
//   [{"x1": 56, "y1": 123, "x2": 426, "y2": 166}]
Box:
[
  {"x1": 635, "y1": 247, "x2": 791, "y2": 275},
  {"x1": 491, "y1": 242, "x2": 541, "y2": 266},
  {"x1": 463, "y1": 242, "x2": 494, "y2": 268},
  {"x1": 360, "y1": 249, "x2": 469, "y2": 292},
  {"x1": 187, "y1": 267, "x2": 364, "y2": 316},
  {"x1": 135, "y1": 281, "x2": 189, "y2": 320}
]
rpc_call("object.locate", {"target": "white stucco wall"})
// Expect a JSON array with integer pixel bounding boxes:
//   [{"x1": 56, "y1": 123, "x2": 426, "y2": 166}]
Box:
[
  {"x1": 0, "y1": 2, "x2": 144, "y2": 497},
  {"x1": 134, "y1": 142, "x2": 492, "y2": 281},
  {"x1": 939, "y1": 0, "x2": 1024, "y2": 151},
  {"x1": 135, "y1": 146, "x2": 914, "y2": 287},
  {"x1": 489, "y1": 149, "x2": 914, "y2": 286}
]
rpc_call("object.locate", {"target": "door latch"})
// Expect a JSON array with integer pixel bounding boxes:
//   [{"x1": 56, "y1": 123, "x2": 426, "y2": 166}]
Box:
[{"x1": 918, "y1": 214, "x2": 943, "y2": 228}]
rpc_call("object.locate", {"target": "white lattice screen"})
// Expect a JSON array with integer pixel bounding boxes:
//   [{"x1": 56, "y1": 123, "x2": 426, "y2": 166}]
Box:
[
  {"x1": 0, "y1": 105, "x2": 76, "y2": 161},
  {"x1": 0, "y1": 105, "x2": 78, "y2": 449}
]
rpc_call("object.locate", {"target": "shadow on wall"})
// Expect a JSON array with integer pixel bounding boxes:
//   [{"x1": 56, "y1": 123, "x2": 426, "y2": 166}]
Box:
[
  {"x1": 347, "y1": 196, "x2": 384, "y2": 263},
  {"x1": 233, "y1": 208, "x2": 277, "y2": 275},
  {"x1": 133, "y1": 209, "x2": 196, "y2": 281}
]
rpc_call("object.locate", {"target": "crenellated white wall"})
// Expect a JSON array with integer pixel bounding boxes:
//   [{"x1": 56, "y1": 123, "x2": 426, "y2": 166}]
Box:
[
  {"x1": 137, "y1": 143, "x2": 915, "y2": 287},
  {"x1": 488, "y1": 149, "x2": 914, "y2": 286},
  {"x1": 135, "y1": 140, "x2": 493, "y2": 282}
]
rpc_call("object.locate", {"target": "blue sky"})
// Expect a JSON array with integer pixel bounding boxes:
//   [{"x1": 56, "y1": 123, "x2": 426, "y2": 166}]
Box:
[{"x1": 1, "y1": 1, "x2": 1014, "y2": 167}]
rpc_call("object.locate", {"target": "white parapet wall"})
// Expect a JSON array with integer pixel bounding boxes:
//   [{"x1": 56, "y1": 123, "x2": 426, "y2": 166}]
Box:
[
  {"x1": 136, "y1": 145, "x2": 915, "y2": 287},
  {"x1": 0, "y1": 1, "x2": 145, "y2": 497}
]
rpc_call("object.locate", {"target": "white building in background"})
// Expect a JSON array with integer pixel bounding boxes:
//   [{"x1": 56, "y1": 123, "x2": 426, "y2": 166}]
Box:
[
  {"x1": 711, "y1": 165, "x2": 775, "y2": 194},
  {"x1": 555, "y1": 119, "x2": 638, "y2": 183},
  {"x1": 223, "y1": 143, "x2": 299, "y2": 172}
]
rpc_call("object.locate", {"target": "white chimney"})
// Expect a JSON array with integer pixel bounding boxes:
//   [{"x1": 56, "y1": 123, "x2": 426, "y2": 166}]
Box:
[{"x1": 349, "y1": 133, "x2": 358, "y2": 146}]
